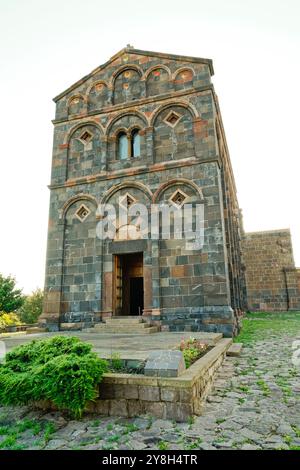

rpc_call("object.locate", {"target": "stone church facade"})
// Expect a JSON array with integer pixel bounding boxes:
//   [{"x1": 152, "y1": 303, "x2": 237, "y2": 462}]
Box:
[{"x1": 40, "y1": 47, "x2": 299, "y2": 337}]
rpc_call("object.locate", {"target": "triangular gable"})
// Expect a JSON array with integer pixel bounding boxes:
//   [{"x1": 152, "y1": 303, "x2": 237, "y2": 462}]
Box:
[{"x1": 53, "y1": 46, "x2": 214, "y2": 102}]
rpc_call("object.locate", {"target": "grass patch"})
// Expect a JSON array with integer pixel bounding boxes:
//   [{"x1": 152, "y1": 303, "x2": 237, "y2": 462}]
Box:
[
  {"x1": 0, "y1": 418, "x2": 59, "y2": 450},
  {"x1": 0, "y1": 434, "x2": 17, "y2": 449},
  {"x1": 123, "y1": 423, "x2": 139, "y2": 434},
  {"x1": 43, "y1": 422, "x2": 56, "y2": 444},
  {"x1": 158, "y1": 440, "x2": 169, "y2": 450},
  {"x1": 185, "y1": 438, "x2": 202, "y2": 450},
  {"x1": 216, "y1": 418, "x2": 226, "y2": 425},
  {"x1": 188, "y1": 415, "x2": 195, "y2": 429},
  {"x1": 292, "y1": 425, "x2": 300, "y2": 438},
  {"x1": 276, "y1": 377, "x2": 292, "y2": 398},
  {"x1": 235, "y1": 312, "x2": 300, "y2": 345},
  {"x1": 107, "y1": 434, "x2": 121, "y2": 443},
  {"x1": 256, "y1": 379, "x2": 271, "y2": 396},
  {"x1": 284, "y1": 435, "x2": 292, "y2": 445},
  {"x1": 0, "y1": 425, "x2": 9, "y2": 436},
  {"x1": 91, "y1": 419, "x2": 101, "y2": 427},
  {"x1": 17, "y1": 418, "x2": 42, "y2": 435}
]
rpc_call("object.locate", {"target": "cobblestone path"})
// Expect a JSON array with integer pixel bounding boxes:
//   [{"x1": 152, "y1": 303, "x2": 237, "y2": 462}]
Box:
[{"x1": 1, "y1": 326, "x2": 300, "y2": 450}]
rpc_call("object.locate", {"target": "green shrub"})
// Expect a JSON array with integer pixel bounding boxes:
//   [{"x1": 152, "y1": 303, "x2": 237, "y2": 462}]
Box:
[
  {"x1": 0, "y1": 312, "x2": 21, "y2": 329},
  {"x1": 0, "y1": 274, "x2": 24, "y2": 313},
  {"x1": 18, "y1": 288, "x2": 44, "y2": 324},
  {"x1": 0, "y1": 336, "x2": 108, "y2": 417}
]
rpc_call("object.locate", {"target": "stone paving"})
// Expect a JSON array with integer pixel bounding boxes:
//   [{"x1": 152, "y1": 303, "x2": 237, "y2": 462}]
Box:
[
  {"x1": 2, "y1": 331, "x2": 221, "y2": 361},
  {"x1": 0, "y1": 329, "x2": 300, "y2": 450}
]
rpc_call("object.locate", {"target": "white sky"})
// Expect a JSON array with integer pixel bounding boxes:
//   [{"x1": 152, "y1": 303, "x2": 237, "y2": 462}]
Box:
[{"x1": 0, "y1": 0, "x2": 299, "y2": 294}]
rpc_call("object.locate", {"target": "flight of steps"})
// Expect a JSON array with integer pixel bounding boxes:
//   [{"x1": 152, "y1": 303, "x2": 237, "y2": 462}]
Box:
[{"x1": 93, "y1": 316, "x2": 159, "y2": 334}]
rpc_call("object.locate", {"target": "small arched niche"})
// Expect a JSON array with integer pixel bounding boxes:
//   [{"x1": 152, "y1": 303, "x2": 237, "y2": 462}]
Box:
[
  {"x1": 88, "y1": 82, "x2": 109, "y2": 111},
  {"x1": 174, "y1": 68, "x2": 194, "y2": 91},
  {"x1": 113, "y1": 68, "x2": 144, "y2": 104},
  {"x1": 146, "y1": 67, "x2": 170, "y2": 96},
  {"x1": 68, "y1": 95, "x2": 85, "y2": 116}
]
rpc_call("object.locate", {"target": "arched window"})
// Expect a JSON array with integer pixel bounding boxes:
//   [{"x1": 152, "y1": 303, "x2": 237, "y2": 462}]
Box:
[
  {"x1": 118, "y1": 132, "x2": 128, "y2": 160},
  {"x1": 131, "y1": 129, "x2": 140, "y2": 158}
]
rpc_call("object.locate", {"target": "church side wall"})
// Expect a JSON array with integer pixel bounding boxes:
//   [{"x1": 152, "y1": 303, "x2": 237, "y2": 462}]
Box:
[{"x1": 242, "y1": 229, "x2": 300, "y2": 311}]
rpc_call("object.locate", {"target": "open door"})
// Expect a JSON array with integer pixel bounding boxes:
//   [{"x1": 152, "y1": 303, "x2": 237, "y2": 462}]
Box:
[{"x1": 113, "y1": 253, "x2": 143, "y2": 315}]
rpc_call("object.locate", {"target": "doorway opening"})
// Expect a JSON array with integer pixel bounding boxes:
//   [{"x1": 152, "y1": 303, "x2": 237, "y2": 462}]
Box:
[{"x1": 114, "y1": 252, "x2": 144, "y2": 316}]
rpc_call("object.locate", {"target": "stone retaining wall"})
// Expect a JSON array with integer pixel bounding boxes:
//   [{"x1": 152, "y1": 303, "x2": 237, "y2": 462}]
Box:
[{"x1": 86, "y1": 338, "x2": 231, "y2": 421}]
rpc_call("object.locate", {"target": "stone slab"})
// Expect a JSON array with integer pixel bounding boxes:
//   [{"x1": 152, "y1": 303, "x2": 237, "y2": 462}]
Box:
[
  {"x1": 227, "y1": 343, "x2": 243, "y2": 356},
  {"x1": 144, "y1": 350, "x2": 186, "y2": 377}
]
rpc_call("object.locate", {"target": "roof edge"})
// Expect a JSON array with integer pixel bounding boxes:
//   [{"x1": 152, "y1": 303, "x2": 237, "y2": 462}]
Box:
[{"x1": 53, "y1": 47, "x2": 214, "y2": 103}]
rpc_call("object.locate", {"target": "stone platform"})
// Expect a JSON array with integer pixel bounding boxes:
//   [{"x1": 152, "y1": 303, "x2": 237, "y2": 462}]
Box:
[
  {"x1": 1, "y1": 330, "x2": 230, "y2": 422},
  {"x1": 2, "y1": 330, "x2": 222, "y2": 362}
]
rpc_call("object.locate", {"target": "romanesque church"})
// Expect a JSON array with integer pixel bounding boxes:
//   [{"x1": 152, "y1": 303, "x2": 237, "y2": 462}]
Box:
[{"x1": 40, "y1": 47, "x2": 300, "y2": 336}]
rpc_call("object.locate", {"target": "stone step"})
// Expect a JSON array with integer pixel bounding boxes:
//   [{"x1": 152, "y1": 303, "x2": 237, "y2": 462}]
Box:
[
  {"x1": 226, "y1": 342, "x2": 243, "y2": 357},
  {"x1": 109, "y1": 316, "x2": 142, "y2": 320},
  {"x1": 104, "y1": 321, "x2": 145, "y2": 325},
  {"x1": 104, "y1": 321, "x2": 147, "y2": 328},
  {"x1": 105, "y1": 317, "x2": 144, "y2": 324},
  {"x1": 106, "y1": 323, "x2": 149, "y2": 331},
  {"x1": 93, "y1": 325, "x2": 159, "y2": 334},
  {"x1": 94, "y1": 326, "x2": 149, "y2": 334},
  {"x1": 94, "y1": 324, "x2": 150, "y2": 332}
]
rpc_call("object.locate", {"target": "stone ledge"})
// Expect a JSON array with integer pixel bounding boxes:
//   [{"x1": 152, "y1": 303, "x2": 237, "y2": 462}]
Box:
[{"x1": 227, "y1": 342, "x2": 243, "y2": 356}]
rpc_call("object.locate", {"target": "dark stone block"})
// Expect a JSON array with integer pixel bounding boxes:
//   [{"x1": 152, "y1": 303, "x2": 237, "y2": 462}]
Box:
[
  {"x1": 74, "y1": 275, "x2": 83, "y2": 285},
  {"x1": 160, "y1": 267, "x2": 170, "y2": 278}
]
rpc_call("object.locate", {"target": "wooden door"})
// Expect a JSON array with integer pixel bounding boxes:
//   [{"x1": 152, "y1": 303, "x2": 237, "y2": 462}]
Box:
[{"x1": 114, "y1": 255, "x2": 123, "y2": 315}]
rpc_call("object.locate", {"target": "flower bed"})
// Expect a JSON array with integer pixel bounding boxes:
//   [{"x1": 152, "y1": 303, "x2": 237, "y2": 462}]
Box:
[{"x1": 179, "y1": 337, "x2": 210, "y2": 368}]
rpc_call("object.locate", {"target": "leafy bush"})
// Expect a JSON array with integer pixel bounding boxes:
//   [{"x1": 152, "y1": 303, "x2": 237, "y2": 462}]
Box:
[
  {"x1": 0, "y1": 274, "x2": 24, "y2": 313},
  {"x1": 18, "y1": 288, "x2": 43, "y2": 324},
  {"x1": 0, "y1": 336, "x2": 108, "y2": 417},
  {"x1": 0, "y1": 312, "x2": 21, "y2": 329},
  {"x1": 179, "y1": 337, "x2": 208, "y2": 368}
]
